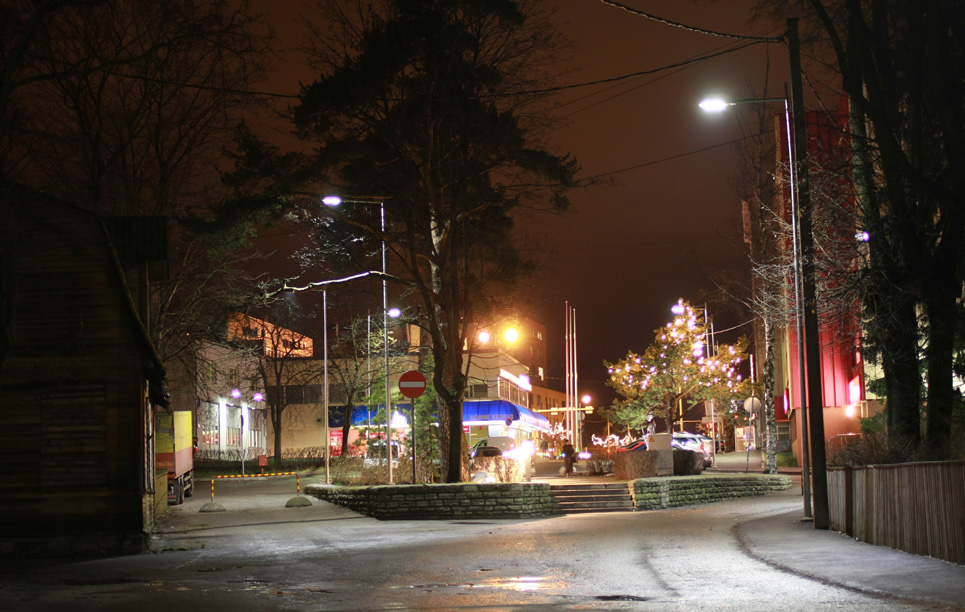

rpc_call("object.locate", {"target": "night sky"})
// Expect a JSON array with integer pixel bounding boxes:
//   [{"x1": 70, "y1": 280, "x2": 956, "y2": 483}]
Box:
[{"x1": 251, "y1": 1, "x2": 806, "y2": 411}]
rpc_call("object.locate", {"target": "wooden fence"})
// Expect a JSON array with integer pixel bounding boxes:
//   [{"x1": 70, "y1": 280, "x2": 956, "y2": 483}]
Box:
[{"x1": 827, "y1": 461, "x2": 965, "y2": 565}]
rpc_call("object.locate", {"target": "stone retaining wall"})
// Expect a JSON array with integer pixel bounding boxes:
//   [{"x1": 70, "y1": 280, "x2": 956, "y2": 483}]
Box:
[
  {"x1": 306, "y1": 474, "x2": 792, "y2": 519},
  {"x1": 305, "y1": 482, "x2": 556, "y2": 520},
  {"x1": 632, "y1": 474, "x2": 792, "y2": 510}
]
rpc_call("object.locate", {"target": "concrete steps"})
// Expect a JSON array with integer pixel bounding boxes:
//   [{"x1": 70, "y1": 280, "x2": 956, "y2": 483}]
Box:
[{"x1": 549, "y1": 482, "x2": 635, "y2": 514}]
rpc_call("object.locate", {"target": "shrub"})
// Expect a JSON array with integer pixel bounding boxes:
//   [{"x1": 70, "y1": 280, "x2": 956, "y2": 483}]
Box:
[
  {"x1": 395, "y1": 455, "x2": 441, "y2": 484},
  {"x1": 673, "y1": 450, "x2": 704, "y2": 475},
  {"x1": 470, "y1": 456, "x2": 524, "y2": 482},
  {"x1": 613, "y1": 451, "x2": 658, "y2": 480},
  {"x1": 826, "y1": 429, "x2": 965, "y2": 466},
  {"x1": 584, "y1": 458, "x2": 613, "y2": 475}
]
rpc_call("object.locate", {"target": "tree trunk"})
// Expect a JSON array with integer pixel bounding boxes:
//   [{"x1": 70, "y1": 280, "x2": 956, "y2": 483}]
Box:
[
  {"x1": 341, "y1": 404, "x2": 353, "y2": 456},
  {"x1": 272, "y1": 412, "x2": 284, "y2": 463},
  {"x1": 762, "y1": 317, "x2": 778, "y2": 474},
  {"x1": 444, "y1": 397, "x2": 464, "y2": 483},
  {"x1": 879, "y1": 296, "x2": 921, "y2": 443},
  {"x1": 924, "y1": 279, "x2": 956, "y2": 453}
]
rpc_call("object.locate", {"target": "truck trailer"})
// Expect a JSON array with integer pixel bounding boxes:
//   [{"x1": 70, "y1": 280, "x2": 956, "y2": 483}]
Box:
[{"x1": 155, "y1": 410, "x2": 194, "y2": 504}]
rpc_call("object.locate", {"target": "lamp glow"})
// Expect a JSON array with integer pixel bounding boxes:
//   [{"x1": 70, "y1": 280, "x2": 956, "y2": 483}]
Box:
[
  {"x1": 698, "y1": 98, "x2": 731, "y2": 112},
  {"x1": 322, "y1": 195, "x2": 341, "y2": 206},
  {"x1": 504, "y1": 327, "x2": 519, "y2": 343}
]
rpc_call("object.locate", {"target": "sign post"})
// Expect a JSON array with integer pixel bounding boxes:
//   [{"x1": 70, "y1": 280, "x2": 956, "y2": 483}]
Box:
[{"x1": 398, "y1": 370, "x2": 427, "y2": 484}]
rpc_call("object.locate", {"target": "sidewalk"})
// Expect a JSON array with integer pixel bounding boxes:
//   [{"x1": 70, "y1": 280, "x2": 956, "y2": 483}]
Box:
[
  {"x1": 707, "y1": 449, "x2": 802, "y2": 474},
  {"x1": 541, "y1": 452, "x2": 965, "y2": 607},
  {"x1": 178, "y1": 463, "x2": 965, "y2": 609},
  {"x1": 711, "y1": 451, "x2": 965, "y2": 608},
  {"x1": 739, "y1": 508, "x2": 965, "y2": 608}
]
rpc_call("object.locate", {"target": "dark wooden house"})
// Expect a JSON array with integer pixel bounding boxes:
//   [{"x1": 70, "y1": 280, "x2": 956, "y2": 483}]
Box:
[{"x1": 0, "y1": 182, "x2": 168, "y2": 557}]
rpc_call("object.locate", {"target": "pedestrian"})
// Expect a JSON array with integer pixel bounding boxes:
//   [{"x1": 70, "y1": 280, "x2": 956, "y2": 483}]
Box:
[{"x1": 562, "y1": 439, "x2": 576, "y2": 477}]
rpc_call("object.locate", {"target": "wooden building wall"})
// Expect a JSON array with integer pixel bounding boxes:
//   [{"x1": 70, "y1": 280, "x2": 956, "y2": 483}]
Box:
[{"x1": 0, "y1": 185, "x2": 163, "y2": 556}]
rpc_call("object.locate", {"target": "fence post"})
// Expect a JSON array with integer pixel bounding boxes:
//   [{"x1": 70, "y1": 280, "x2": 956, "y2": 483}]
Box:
[{"x1": 844, "y1": 466, "x2": 853, "y2": 537}]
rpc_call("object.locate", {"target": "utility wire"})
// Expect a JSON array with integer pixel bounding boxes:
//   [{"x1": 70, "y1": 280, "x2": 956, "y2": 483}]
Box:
[
  {"x1": 583, "y1": 133, "x2": 758, "y2": 181},
  {"x1": 97, "y1": 38, "x2": 769, "y2": 102},
  {"x1": 598, "y1": 0, "x2": 784, "y2": 43}
]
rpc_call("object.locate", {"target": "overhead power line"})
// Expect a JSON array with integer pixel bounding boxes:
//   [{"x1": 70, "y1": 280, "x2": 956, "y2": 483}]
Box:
[{"x1": 598, "y1": 0, "x2": 783, "y2": 43}]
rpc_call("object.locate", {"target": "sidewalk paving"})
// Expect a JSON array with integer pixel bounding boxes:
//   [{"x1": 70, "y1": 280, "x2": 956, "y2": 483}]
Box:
[
  {"x1": 543, "y1": 452, "x2": 965, "y2": 608},
  {"x1": 711, "y1": 451, "x2": 965, "y2": 608},
  {"x1": 184, "y1": 456, "x2": 965, "y2": 609}
]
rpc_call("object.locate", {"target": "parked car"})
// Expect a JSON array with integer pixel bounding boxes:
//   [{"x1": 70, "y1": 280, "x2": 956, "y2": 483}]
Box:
[
  {"x1": 469, "y1": 437, "x2": 516, "y2": 458},
  {"x1": 364, "y1": 440, "x2": 401, "y2": 467},
  {"x1": 616, "y1": 439, "x2": 648, "y2": 452},
  {"x1": 697, "y1": 434, "x2": 722, "y2": 453},
  {"x1": 472, "y1": 446, "x2": 502, "y2": 458},
  {"x1": 672, "y1": 432, "x2": 712, "y2": 467}
]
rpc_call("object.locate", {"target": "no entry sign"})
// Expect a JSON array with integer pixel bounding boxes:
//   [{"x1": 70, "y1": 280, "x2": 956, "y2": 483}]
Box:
[{"x1": 398, "y1": 370, "x2": 427, "y2": 399}]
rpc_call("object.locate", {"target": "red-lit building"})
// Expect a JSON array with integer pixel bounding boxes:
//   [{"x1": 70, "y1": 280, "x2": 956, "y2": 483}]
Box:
[{"x1": 750, "y1": 97, "x2": 884, "y2": 463}]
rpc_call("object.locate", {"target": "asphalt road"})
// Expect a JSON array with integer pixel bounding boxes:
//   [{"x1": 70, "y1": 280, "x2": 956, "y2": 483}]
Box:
[{"x1": 0, "y1": 474, "x2": 954, "y2": 611}]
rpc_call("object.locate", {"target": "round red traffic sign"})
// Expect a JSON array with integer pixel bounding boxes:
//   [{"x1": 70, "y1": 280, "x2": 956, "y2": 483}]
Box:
[{"x1": 398, "y1": 370, "x2": 427, "y2": 398}]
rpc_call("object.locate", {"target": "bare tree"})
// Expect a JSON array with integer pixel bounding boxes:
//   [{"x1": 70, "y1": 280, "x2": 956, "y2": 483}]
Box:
[
  {"x1": 226, "y1": 0, "x2": 579, "y2": 482},
  {"x1": 1, "y1": 0, "x2": 281, "y2": 402},
  {"x1": 755, "y1": 0, "x2": 965, "y2": 454}
]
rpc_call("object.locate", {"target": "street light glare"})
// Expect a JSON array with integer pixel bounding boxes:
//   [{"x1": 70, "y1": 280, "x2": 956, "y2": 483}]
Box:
[
  {"x1": 322, "y1": 195, "x2": 341, "y2": 206},
  {"x1": 504, "y1": 327, "x2": 519, "y2": 343},
  {"x1": 388, "y1": 307, "x2": 402, "y2": 318},
  {"x1": 698, "y1": 98, "x2": 731, "y2": 113}
]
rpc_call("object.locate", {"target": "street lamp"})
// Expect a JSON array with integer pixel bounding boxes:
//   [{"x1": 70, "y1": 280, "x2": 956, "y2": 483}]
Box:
[
  {"x1": 323, "y1": 289, "x2": 330, "y2": 484},
  {"x1": 323, "y1": 194, "x2": 396, "y2": 484},
  {"x1": 227, "y1": 388, "x2": 264, "y2": 475},
  {"x1": 698, "y1": 84, "x2": 817, "y2": 518}
]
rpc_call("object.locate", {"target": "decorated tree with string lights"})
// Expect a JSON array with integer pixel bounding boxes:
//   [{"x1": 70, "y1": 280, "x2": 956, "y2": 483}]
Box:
[{"x1": 605, "y1": 299, "x2": 751, "y2": 433}]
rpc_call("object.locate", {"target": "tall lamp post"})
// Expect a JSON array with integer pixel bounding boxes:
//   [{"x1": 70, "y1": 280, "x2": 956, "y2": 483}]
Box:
[
  {"x1": 699, "y1": 92, "x2": 812, "y2": 516},
  {"x1": 323, "y1": 289, "x2": 330, "y2": 484},
  {"x1": 697, "y1": 18, "x2": 829, "y2": 527},
  {"x1": 323, "y1": 195, "x2": 395, "y2": 484}
]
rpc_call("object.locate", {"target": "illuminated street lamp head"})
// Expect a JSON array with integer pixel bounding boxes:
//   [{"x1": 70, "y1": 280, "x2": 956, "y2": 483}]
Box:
[
  {"x1": 322, "y1": 195, "x2": 341, "y2": 206},
  {"x1": 698, "y1": 97, "x2": 732, "y2": 113},
  {"x1": 477, "y1": 330, "x2": 491, "y2": 344},
  {"x1": 231, "y1": 388, "x2": 242, "y2": 399},
  {"x1": 581, "y1": 394, "x2": 592, "y2": 405},
  {"x1": 387, "y1": 307, "x2": 401, "y2": 318},
  {"x1": 671, "y1": 300, "x2": 686, "y2": 315},
  {"x1": 252, "y1": 392, "x2": 264, "y2": 402},
  {"x1": 503, "y1": 327, "x2": 519, "y2": 343}
]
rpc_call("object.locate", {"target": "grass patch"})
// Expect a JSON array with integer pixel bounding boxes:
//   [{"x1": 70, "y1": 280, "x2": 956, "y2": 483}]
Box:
[{"x1": 776, "y1": 452, "x2": 798, "y2": 468}]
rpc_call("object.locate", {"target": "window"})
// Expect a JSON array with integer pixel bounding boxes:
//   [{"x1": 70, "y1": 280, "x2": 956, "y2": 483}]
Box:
[
  {"x1": 287, "y1": 384, "x2": 322, "y2": 404},
  {"x1": 470, "y1": 383, "x2": 489, "y2": 398},
  {"x1": 265, "y1": 384, "x2": 322, "y2": 405}
]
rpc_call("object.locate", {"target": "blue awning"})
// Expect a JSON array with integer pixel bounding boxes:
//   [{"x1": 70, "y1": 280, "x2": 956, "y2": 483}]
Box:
[
  {"x1": 328, "y1": 405, "x2": 400, "y2": 428},
  {"x1": 329, "y1": 400, "x2": 548, "y2": 431},
  {"x1": 462, "y1": 400, "x2": 550, "y2": 431}
]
